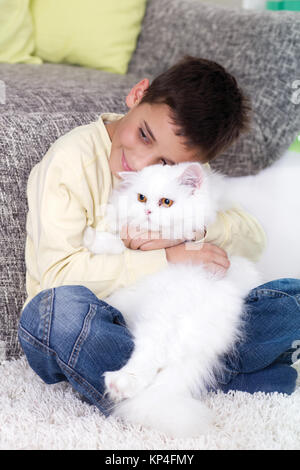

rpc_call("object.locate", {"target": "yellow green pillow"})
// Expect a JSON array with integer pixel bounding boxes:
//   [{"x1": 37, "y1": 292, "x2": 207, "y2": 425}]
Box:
[
  {"x1": 30, "y1": 0, "x2": 147, "y2": 74},
  {"x1": 0, "y1": 0, "x2": 41, "y2": 64},
  {"x1": 289, "y1": 134, "x2": 300, "y2": 153}
]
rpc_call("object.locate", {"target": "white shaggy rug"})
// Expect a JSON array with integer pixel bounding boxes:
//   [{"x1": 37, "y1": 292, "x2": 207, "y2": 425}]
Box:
[{"x1": 0, "y1": 356, "x2": 300, "y2": 450}]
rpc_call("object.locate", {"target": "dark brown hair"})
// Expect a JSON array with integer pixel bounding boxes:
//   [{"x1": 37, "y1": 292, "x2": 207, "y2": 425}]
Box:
[{"x1": 140, "y1": 56, "x2": 252, "y2": 161}]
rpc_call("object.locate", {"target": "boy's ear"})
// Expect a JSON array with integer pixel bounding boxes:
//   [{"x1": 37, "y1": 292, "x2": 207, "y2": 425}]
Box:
[{"x1": 126, "y1": 78, "x2": 150, "y2": 108}]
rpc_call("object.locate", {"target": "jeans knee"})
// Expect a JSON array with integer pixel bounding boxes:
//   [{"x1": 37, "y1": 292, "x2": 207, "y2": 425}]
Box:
[
  {"x1": 19, "y1": 285, "x2": 131, "y2": 368},
  {"x1": 19, "y1": 286, "x2": 134, "y2": 408}
]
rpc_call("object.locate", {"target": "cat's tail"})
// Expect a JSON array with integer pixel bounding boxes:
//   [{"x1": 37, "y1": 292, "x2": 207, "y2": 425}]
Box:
[{"x1": 110, "y1": 376, "x2": 214, "y2": 438}]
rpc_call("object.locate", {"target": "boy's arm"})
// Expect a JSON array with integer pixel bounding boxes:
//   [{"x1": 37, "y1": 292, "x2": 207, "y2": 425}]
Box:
[{"x1": 200, "y1": 204, "x2": 267, "y2": 262}]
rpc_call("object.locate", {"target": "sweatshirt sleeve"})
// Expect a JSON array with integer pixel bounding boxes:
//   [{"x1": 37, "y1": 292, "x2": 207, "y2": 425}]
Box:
[
  {"x1": 198, "y1": 205, "x2": 267, "y2": 262},
  {"x1": 27, "y1": 148, "x2": 168, "y2": 300}
]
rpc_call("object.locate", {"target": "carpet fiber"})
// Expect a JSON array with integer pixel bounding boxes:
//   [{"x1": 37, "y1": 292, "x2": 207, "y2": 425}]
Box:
[{"x1": 1, "y1": 356, "x2": 299, "y2": 450}]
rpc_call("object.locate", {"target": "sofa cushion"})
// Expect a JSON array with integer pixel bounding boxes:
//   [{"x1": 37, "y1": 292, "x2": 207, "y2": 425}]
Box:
[
  {"x1": 30, "y1": 0, "x2": 147, "y2": 74},
  {"x1": 129, "y1": 0, "x2": 300, "y2": 176},
  {"x1": 0, "y1": 0, "x2": 41, "y2": 64},
  {"x1": 0, "y1": 63, "x2": 141, "y2": 113}
]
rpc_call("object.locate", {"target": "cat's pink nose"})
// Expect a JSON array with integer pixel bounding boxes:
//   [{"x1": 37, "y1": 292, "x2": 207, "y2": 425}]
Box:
[{"x1": 145, "y1": 209, "x2": 152, "y2": 215}]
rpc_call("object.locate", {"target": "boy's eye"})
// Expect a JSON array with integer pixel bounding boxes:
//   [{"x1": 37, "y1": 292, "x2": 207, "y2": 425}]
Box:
[
  {"x1": 139, "y1": 127, "x2": 149, "y2": 143},
  {"x1": 159, "y1": 198, "x2": 174, "y2": 208},
  {"x1": 137, "y1": 193, "x2": 147, "y2": 203},
  {"x1": 160, "y1": 159, "x2": 167, "y2": 166}
]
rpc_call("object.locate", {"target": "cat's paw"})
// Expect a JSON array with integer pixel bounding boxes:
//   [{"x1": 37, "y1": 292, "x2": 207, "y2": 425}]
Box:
[
  {"x1": 83, "y1": 228, "x2": 125, "y2": 255},
  {"x1": 103, "y1": 368, "x2": 149, "y2": 402}
]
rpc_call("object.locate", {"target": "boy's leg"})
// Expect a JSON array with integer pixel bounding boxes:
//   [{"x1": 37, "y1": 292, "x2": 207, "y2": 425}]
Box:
[
  {"x1": 216, "y1": 278, "x2": 300, "y2": 395},
  {"x1": 18, "y1": 285, "x2": 134, "y2": 416}
]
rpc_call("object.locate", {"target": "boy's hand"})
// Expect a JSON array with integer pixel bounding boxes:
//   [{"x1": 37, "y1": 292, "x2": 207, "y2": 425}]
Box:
[
  {"x1": 165, "y1": 242, "x2": 230, "y2": 275},
  {"x1": 121, "y1": 225, "x2": 184, "y2": 250}
]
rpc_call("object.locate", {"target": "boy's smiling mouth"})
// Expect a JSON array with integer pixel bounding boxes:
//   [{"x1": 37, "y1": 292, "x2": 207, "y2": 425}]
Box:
[{"x1": 122, "y1": 151, "x2": 134, "y2": 172}]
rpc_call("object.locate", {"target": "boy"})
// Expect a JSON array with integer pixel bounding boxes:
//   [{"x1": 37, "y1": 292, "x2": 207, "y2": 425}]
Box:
[{"x1": 19, "y1": 57, "x2": 299, "y2": 415}]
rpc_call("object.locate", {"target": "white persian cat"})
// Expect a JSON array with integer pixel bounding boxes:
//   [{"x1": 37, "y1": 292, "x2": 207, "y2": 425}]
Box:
[{"x1": 83, "y1": 161, "x2": 262, "y2": 437}]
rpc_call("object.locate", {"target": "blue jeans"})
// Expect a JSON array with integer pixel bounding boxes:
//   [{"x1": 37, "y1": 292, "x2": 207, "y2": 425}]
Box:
[{"x1": 18, "y1": 279, "x2": 300, "y2": 416}]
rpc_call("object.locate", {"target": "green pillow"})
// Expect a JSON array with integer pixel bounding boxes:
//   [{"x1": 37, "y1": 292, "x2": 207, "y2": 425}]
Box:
[
  {"x1": 30, "y1": 0, "x2": 147, "y2": 74},
  {"x1": 0, "y1": 0, "x2": 41, "y2": 64},
  {"x1": 289, "y1": 135, "x2": 300, "y2": 153}
]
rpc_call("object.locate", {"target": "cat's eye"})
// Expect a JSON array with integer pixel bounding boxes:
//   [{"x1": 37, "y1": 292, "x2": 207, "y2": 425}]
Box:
[
  {"x1": 137, "y1": 193, "x2": 147, "y2": 203},
  {"x1": 159, "y1": 198, "x2": 174, "y2": 208}
]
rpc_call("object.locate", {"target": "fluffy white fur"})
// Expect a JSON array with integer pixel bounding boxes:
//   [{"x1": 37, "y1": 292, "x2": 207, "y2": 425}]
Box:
[
  {"x1": 222, "y1": 151, "x2": 300, "y2": 282},
  {"x1": 83, "y1": 162, "x2": 262, "y2": 437}
]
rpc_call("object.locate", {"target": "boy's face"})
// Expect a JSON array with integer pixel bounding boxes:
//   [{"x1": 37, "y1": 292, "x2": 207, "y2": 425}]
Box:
[{"x1": 106, "y1": 79, "x2": 206, "y2": 178}]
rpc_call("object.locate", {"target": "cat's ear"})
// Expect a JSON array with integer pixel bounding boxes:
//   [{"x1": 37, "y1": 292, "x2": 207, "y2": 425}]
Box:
[
  {"x1": 117, "y1": 171, "x2": 138, "y2": 189},
  {"x1": 178, "y1": 163, "x2": 203, "y2": 190}
]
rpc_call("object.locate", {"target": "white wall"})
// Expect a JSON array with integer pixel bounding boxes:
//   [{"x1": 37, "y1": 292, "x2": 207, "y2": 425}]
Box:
[
  {"x1": 198, "y1": 0, "x2": 242, "y2": 7},
  {"x1": 243, "y1": 0, "x2": 266, "y2": 8},
  {"x1": 198, "y1": 0, "x2": 267, "y2": 8}
]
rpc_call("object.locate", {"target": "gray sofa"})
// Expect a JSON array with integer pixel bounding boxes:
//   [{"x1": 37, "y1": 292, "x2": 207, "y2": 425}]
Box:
[{"x1": 1, "y1": 0, "x2": 300, "y2": 361}]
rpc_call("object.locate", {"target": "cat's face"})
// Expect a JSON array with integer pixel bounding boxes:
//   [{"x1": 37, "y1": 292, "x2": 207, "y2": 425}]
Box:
[{"x1": 110, "y1": 162, "x2": 217, "y2": 240}]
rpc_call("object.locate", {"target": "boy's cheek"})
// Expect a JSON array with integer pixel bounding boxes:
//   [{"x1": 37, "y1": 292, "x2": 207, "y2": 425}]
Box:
[{"x1": 118, "y1": 124, "x2": 138, "y2": 149}]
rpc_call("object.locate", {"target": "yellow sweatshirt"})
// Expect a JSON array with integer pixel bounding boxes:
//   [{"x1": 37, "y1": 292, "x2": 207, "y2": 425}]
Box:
[{"x1": 23, "y1": 113, "x2": 266, "y2": 310}]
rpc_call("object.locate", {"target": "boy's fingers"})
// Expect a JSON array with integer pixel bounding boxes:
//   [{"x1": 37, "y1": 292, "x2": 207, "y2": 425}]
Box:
[
  {"x1": 209, "y1": 255, "x2": 230, "y2": 271},
  {"x1": 195, "y1": 243, "x2": 230, "y2": 271},
  {"x1": 122, "y1": 238, "x2": 131, "y2": 249},
  {"x1": 139, "y1": 238, "x2": 183, "y2": 251},
  {"x1": 204, "y1": 263, "x2": 227, "y2": 277},
  {"x1": 129, "y1": 236, "x2": 148, "y2": 250},
  {"x1": 213, "y1": 255, "x2": 230, "y2": 270},
  {"x1": 127, "y1": 230, "x2": 153, "y2": 250},
  {"x1": 120, "y1": 225, "x2": 148, "y2": 249},
  {"x1": 207, "y1": 251, "x2": 230, "y2": 270},
  {"x1": 205, "y1": 242, "x2": 227, "y2": 257}
]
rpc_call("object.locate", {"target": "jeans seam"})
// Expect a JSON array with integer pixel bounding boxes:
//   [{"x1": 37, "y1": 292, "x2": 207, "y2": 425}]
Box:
[
  {"x1": 68, "y1": 303, "x2": 98, "y2": 370},
  {"x1": 18, "y1": 323, "x2": 112, "y2": 415},
  {"x1": 295, "y1": 295, "x2": 300, "y2": 308},
  {"x1": 248, "y1": 288, "x2": 294, "y2": 301},
  {"x1": 19, "y1": 323, "x2": 56, "y2": 356},
  {"x1": 40, "y1": 288, "x2": 55, "y2": 347},
  {"x1": 251, "y1": 289, "x2": 300, "y2": 309}
]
